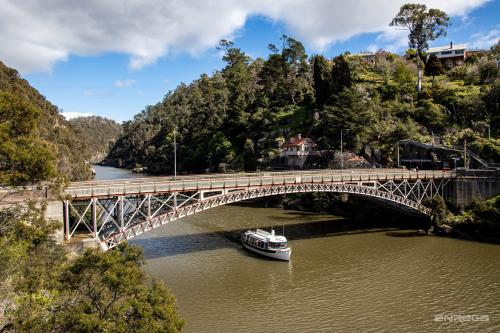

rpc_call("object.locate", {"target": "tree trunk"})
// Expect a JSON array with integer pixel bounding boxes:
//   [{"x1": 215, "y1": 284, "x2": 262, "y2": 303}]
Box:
[{"x1": 416, "y1": 55, "x2": 422, "y2": 92}]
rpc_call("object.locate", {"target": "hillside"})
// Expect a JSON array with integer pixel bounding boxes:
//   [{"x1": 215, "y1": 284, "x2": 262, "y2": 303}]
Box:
[
  {"x1": 107, "y1": 37, "x2": 499, "y2": 175},
  {"x1": 0, "y1": 61, "x2": 91, "y2": 183},
  {"x1": 69, "y1": 116, "x2": 122, "y2": 164}
]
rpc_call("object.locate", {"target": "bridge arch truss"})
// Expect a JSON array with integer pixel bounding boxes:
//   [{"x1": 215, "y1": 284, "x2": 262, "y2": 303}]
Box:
[{"x1": 64, "y1": 176, "x2": 450, "y2": 250}]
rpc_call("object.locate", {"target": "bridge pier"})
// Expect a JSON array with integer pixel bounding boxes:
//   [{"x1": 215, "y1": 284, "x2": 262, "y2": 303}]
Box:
[
  {"x1": 444, "y1": 170, "x2": 500, "y2": 209},
  {"x1": 45, "y1": 200, "x2": 65, "y2": 244}
]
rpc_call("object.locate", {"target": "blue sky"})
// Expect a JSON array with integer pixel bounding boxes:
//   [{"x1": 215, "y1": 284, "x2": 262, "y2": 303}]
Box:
[{"x1": 1, "y1": 0, "x2": 498, "y2": 122}]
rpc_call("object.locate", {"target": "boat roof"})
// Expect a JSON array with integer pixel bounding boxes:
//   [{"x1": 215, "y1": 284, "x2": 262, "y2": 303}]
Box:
[{"x1": 246, "y1": 229, "x2": 287, "y2": 242}]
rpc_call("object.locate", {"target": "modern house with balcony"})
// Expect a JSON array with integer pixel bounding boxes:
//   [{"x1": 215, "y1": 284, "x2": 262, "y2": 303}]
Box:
[{"x1": 427, "y1": 42, "x2": 466, "y2": 68}]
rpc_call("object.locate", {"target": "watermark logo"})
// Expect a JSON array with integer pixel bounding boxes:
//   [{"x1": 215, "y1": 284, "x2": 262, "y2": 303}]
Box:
[{"x1": 434, "y1": 314, "x2": 490, "y2": 323}]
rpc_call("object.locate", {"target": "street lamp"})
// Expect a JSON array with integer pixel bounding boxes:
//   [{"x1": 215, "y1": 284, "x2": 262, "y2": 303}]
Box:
[{"x1": 340, "y1": 129, "x2": 350, "y2": 174}]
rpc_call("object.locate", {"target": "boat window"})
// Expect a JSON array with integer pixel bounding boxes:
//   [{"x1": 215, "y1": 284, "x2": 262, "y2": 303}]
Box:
[{"x1": 270, "y1": 241, "x2": 287, "y2": 248}]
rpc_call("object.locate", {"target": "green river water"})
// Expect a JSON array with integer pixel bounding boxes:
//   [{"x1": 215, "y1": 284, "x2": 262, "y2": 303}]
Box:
[{"x1": 94, "y1": 166, "x2": 500, "y2": 332}]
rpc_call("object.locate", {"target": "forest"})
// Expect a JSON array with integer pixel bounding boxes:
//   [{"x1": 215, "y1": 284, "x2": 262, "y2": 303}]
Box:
[
  {"x1": 0, "y1": 61, "x2": 122, "y2": 184},
  {"x1": 107, "y1": 37, "x2": 500, "y2": 175}
]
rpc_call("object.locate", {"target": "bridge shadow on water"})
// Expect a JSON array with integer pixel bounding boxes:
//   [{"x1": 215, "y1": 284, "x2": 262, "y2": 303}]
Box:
[{"x1": 132, "y1": 209, "x2": 426, "y2": 260}]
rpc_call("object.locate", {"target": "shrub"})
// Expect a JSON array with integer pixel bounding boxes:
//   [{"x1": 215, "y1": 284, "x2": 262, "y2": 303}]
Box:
[
  {"x1": 477, "y1": 59, "x2": 499, "y2": 84},
  {"x1": 463, "y1": 64, "x2": 479, "y2": 85},
  {"x1": 447, "y1": 65, "x2": 467, "y2": 80}
]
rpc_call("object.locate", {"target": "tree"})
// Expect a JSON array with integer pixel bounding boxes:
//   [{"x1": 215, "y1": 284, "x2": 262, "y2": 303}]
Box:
[
  {"x1": 242, "y1": 138, "x2": 257, "y2": 171},
  {"x1": 312, "y1": 55, "x2": 332, "y2": 106},
  {"x1": 491, "y1": 40, "x2": 500, "y2": 60},
  {"x1": 425, "y1": 54, "x2": 445, "y2": 81},
  {"x1": 390, "y1": 4, "x2": 450, "y2": 91},
  {"x1": 393, "y1": 59, "x2": 417, "y2": 85},
  {"x1": 477, "y1": 59, "x2": 499, "y2": 84},
  {"x1": 260, "y1": 35, "x2": 310, "y2": 106},
  {"x1": 59, "y1": 244, "x2": 184, "y2": 332},
  {"x1": 465, "y1": 53, "x2": 480, "y2": 65},
  {"x1": 331, "y1": 55, "x2": 353, "y2": 94},
  {"x1": 0, "y1": 203, "x2": 184, "y2": 333},
  {"x1": 0, "y1": 92, "x2": 57, "y2": 185}
]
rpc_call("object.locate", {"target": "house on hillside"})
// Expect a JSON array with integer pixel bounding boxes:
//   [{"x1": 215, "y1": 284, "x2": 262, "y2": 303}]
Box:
[
  {"x1": 278, "y1": 134, "x2": 320, "y2": 168},
  {"x1": 351, "y1": 50, "x2": 391, "y2": 64},
  {"x1": 427, "y1": 42, "x2": 466, "y2": 68}
]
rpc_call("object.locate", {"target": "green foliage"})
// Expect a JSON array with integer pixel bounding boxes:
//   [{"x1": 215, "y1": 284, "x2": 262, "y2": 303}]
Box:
[
  {"x1": 390, "y1": 3, "x2": 450, "y2": 91},
  {"x1": 413, "y1": 99, "x2": 447, "y2": 130},
  {"x1": 425, "y1": 54, "x2": 445, "y2": 78},
  {"x1": 69, "y1": 116, "x2": 122, "y2": 164},
  {"x1": 312, "y1": 55, "x2": 332, "y2": 106},
  {"x1": 390, "y1": 4, "x2": 450, "y2": 52},
  {"x1": 0, "y1": 204, "x2": 184, "y2": 332},
  {"x1": 108, "y1": 36, "x2": 499, "y2": 174},
  {"x1": 477, "y1": 59, "x2": 499, "y2": 84},
  {"x1": 464, "y1": 64, "x2": 480, "y2": 85},
  {"x1": 331, "y1": 55, "x2": 353, "y2": 94},
  {"x1": 424, "y1": 196, "x2": 447, "y2": 224},
  {"x1": 242, "y1": 138, "x2": 257, "y2": 171},
  {"x1": 465, "y1": 53, "x2": 480, "y2": 65},
  {"x1": 0, "y1": 61, "x2": 95, "y2": 183},
  {"x1": 447, "y1": 65, "x2": 467, "y2": 80},
  {"x1": 393, "y1": 59, "x2": 416, "y2": 84},
  {"x1": 0, "y1": 91, "x2": 57, "y2": 185},
  {"x1": 472, "y1": 195, "x2": 500, "y2": 223},
  {"x1": 491, "y1": 40, "x2": 500, "y2": 58}
]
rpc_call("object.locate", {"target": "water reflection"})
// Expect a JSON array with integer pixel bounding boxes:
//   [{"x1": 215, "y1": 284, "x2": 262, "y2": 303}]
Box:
[{"x1": 133, "y1": 211, "x2": 407, "y2": 259}]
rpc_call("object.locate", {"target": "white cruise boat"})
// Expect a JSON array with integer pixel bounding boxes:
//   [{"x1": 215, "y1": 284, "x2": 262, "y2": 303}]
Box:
[{"x1": 241, "y1": 229, "x2": 291, "y2": 261}]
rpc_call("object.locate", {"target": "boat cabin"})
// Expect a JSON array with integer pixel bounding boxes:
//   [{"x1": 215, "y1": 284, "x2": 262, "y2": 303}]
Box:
[{"x1": 242, "y1": 229, "x2": 288, "y2": 250}]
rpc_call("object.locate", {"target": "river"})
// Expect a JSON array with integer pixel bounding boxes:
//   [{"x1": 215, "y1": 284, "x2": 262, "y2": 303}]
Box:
[{"x1": 95, "y1": 166, "x2": 500, "y2": 332}]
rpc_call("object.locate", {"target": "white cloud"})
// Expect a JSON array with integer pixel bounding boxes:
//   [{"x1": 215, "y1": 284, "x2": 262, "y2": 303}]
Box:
[
  {"x1": 61, "y1": 111, "x2": 95, "y2": 119},
  {"x1": 0, "y1": 0, "x2": 490, "y2": 73},
  {"x1": 115, "y1": 79, "x2": 136, "y2": 88},
  {"x1": 83, "y1": 89, "x2": 94, "y2": 96},
  {"x1": 469, "y1": 25, "x2": 500, "y2": 49}
]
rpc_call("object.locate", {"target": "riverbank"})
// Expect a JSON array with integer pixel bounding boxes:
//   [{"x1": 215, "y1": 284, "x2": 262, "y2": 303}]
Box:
[{"x1": 432, "y1": 195, "x2": 500, "y2": 244}]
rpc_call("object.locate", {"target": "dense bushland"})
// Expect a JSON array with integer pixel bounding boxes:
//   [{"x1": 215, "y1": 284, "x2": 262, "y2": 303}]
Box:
[{"x1": 107, "y1": 37, "x2": 500, "y2": 174}]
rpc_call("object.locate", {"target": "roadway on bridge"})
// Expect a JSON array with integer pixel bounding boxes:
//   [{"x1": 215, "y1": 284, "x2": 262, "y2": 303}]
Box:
[{"x1": 65, "y1": 168, "x2": 454, "y2": 199}]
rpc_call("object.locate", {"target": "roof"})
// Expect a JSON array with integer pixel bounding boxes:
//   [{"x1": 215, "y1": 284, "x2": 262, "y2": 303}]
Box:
[
  {"x1": 281, "y1": 137, "x2": 317, "y2": 148},
  {"x1": 428, "y1": 43, "x2": 467, "y2": 53},
  {"x1": 247, "y1": 229, "x2": 287, "y2": 242}
]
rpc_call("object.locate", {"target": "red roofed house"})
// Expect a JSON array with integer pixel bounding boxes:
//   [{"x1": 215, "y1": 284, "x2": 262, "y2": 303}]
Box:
[{"x1": 279, "y1": 134, "x2": 320, "y2": 168}]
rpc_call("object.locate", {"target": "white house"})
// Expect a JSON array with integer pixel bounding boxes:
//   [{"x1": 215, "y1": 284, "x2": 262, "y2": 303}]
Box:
[
  {"x1": 279, "y1": 134, "x2": 319, "y2": 158},
  {"x1": 427, "y1": 42, "x2": 467, "y2": 68},
  {"x1": 278, "y1": 135, "x2": 320, "y2": 168}
]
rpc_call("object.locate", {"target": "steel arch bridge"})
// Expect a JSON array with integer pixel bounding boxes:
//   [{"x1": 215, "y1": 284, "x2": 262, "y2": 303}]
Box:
[{"x1": 63, "y1": 169, "x2": 453, "y2": 250}]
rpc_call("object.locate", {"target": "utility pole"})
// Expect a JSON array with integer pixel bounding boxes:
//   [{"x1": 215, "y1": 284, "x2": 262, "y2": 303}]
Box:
[
  {"x1": 397, "y1": 141, "x2": 400, "y2": 168},
  {"x1": 174, "y1": 126, "x2": 177, "y2": 179},
  {"x1": 340, "y1": 130, "x2": 343, "y2": 173},
  {"x1": 464, "y1": 138, "x2": 467, "y2": 169},
  {"x1": 340, "y1": 129, "x2": 349, "y2": 176},
  {"x1": 487, "y1": 123, "x2": 491, "y2": 141}
]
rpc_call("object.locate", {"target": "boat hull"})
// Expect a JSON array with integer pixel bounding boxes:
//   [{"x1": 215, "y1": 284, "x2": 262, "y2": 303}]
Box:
[{"x1": 242, "y1": 243, "x2": 291, "y2": 261}]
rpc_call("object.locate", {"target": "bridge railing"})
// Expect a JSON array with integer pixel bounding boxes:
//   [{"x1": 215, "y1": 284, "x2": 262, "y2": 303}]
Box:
[{"x1": 65, "y1": 169, "x2": 455, "y2": 199}]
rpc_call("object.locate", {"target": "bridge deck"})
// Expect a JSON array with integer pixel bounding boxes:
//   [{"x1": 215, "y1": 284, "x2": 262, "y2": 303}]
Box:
[{"x1": 66, "y1": 169, "x2": 454, "y2": 199}]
